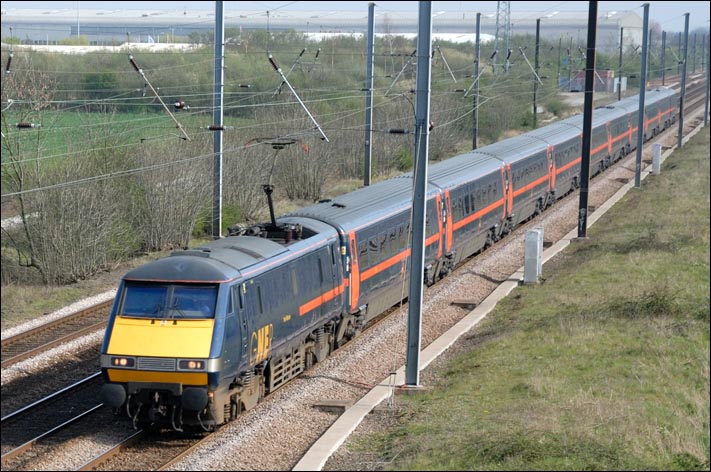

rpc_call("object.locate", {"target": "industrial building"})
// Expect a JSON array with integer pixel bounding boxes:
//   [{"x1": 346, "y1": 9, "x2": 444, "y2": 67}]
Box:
[{"x1": 2, "y1": 6, "x2": 642, "y2": 53}]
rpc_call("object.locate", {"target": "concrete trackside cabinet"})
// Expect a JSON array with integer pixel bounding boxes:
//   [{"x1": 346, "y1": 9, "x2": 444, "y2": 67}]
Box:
[
  {"x1": 652, "y1": 143, "x2": 661, "y2": 175},
  {"x1": 524, "y1": 228, "x2": 544, "y2": 284}
]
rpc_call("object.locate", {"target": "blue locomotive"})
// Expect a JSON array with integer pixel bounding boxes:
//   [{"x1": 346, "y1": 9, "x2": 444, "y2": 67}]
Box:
[{"x1": 100, "y1": 87, "x2": 677, "y2": 430}]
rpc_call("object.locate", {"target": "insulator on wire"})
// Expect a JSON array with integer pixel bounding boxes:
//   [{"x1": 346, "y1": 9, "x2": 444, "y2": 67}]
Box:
[
  {"x1": 429, "y1": 120, "x2": 435, "y2": 131},
  {"x1": 299, "y1": 48, "x2": 307, "y2": 57},
  {"x1": 173, "y1": 100, "x2": 188, "y2": 110},
  {"x1": 5, "y1": 53, "x2": 13, "y2": 74},
  {"x1": 388, "y1": 129, "x2": 410, "y2": 134},
  {"x1": 314, "y1": 48, "x2": 321, "y2": 59},
  {"x1": 128, "y1": 55, "x2": 141, "y2": 73},
  {"x1": 454, "y1": 89, "x2": 466, "y2": 92},
  {"x1": 490, "y1": 50, "x2": 498, "y2": 60},
  {"x1": 16, "y1": 122, "x2": 40, "y2": 129},
  {"x1": 208, "y1": 125, "x2": 224, "y2": 131},
  {"x1": 268, "y1": 54, "x2": 280, "y2": 71},
  {"x1": 238, "y1": 84, "x2": 252, "y2": 88}
]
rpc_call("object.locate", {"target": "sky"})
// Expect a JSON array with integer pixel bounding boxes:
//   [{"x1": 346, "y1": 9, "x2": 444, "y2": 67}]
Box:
[{"x1": 2, "y1": 1, "x2": 709, "y2": 31}]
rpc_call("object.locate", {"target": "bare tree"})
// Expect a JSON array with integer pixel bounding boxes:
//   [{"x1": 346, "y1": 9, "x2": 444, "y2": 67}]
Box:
[
  {"x1": 1, "y1": 55, "x2": 59, "y2": 283},
  {"x1": 131, "y1": 137, "x2": 211, "y2": 251}
]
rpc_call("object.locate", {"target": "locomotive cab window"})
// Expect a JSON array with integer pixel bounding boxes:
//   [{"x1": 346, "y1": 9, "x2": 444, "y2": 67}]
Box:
[{"x1": 120, "y1": 282, "x2": 218, "y2": 319}]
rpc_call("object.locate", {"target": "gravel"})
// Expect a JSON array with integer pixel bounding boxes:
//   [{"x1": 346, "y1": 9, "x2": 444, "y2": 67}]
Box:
[{"x1": 1, "y1": 330, "x2": 104, "y2": 386}]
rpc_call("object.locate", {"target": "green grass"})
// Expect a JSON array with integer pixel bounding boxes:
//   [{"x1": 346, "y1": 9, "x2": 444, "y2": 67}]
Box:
[
  {"x1": 353, "y1": 128, "x2": 710, "y2": 471},
  {"x1": 1, "y1": 109, "x2": 217, "y2": 162}
]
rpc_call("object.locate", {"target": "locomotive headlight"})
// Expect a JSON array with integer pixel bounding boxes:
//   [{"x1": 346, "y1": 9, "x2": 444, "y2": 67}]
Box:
[
  {"x1": 178, "y1": 359, "x2": 207, "y2": 371},
  {"x1": 110, "y1": 356, "x2": 135, "y2": 368}
]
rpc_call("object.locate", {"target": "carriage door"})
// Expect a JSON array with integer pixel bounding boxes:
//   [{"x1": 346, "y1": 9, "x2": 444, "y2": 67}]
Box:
[
  {"x1": 233, "y1": 285, "x2": 249, "y2": 367},
  {"x1": 444, "y1": 190, "x2": 453, "y2": 256},
  {"x1": 547, "y1": 145, "x2": 556, "y2": 196},
  {"x1": 221, "y1": 287, "x2": 242, "y2": 375},
  {"x1": 328, "y1": 242, "x2": 342, "y2": 313},
  {"x1": 243, "y1": 280, "x2": 265, "y2": 366}
]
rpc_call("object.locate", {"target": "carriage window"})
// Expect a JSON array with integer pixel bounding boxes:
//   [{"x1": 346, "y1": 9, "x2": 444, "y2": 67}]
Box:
[
  {"x1": 256, "y1": 285, "x2": 264, "y2": 314},
  {"x1": 290, "y1": 265, "x2": 299, "y2": 295},
  {"x1": 358, "y1": 241, "x2": 368, "y2": 268},
  {"x1": 388, "y1": 229, "x2": 398, "y2": 256},
  {"x1": 227, "y1": 289, "x2": 233, "y2": 314},
  {"x1": 368, "y1": 236, "x2": 379, "y2": 262}
]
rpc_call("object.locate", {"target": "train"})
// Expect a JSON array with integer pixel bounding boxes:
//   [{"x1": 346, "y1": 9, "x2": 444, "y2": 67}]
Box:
[{"x1": 100, "y1": 86, "x2": 678, "y2": 431}]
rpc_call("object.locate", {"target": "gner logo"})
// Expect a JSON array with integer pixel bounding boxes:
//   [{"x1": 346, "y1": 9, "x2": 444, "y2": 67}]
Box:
[{"x1": 250, "y1": 324, "x2": 273, "y2": 364}]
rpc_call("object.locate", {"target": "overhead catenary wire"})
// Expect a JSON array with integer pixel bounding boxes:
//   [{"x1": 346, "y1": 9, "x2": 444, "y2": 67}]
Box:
[
  {"x1": 273, "y1": 47, "x2": 308, "y2": 97},
  {"x1": 127, "y1": 54, "x2": 190, "y2": 141},
  {"x1": 267, "y1": 53, "x2": 329, "y2": 142},
  {"x1": 463, "y1": 50, "x2": 498, "y2": 97}
]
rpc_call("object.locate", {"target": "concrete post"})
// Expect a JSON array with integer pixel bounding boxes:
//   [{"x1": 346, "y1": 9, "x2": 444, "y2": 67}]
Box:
[
  {"x1": 652, "y1": 143, "x2": 661, "y2": 174},
  {"x1": 524, "y1": 228, "x2": 544, "y2": 284}
]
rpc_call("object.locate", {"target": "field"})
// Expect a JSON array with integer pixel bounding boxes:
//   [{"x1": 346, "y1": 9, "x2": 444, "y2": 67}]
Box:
[{"x1": 2, "y1": 108, "x2": 223, "y2": 161}]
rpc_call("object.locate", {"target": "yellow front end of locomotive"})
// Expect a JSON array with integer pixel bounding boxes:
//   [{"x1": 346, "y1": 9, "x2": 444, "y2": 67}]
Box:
[{"x1": 105, "y1": 316, "x2": 214, "y2": 384}]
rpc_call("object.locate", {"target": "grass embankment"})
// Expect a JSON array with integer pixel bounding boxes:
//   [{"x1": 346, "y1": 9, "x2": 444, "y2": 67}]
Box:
[{"x1": 357, "y1": 128, "x2": 710, "y2": 470}]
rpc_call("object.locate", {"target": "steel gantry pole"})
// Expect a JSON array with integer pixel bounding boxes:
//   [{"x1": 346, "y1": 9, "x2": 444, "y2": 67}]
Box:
[
  {"x1": 705, "y1": 33, "x2": 710, "y2": 126},
  {"x1": 577, "y1": 0, "x2": 598, "y2": 238},
  {"x1": 364, "y1": 2, "x2": 375, "y2": 186},
  {"x1": 677, "y1": 13, "x2": 690, "y2": 149},
  {"x1": 662, "y1": 30, "x2": 666, "y2": 86},
  {"x1": 473, "y1": 12, "x2": 481, "y2": 149},
  {"x1": 634, "y1": 3, "x2": 650, "y2": 189},
  {"x1": 618, "y1": 27, "x2": 624, "y2": 100},
  {"x1": 212, "y1": 0, "x2": 225, "y2": 239},
  {"x1": 533, "y1": 18, "x2": 540, "y2": 128},
  {"x1": 405, "y1": 1, "x2": 432, "y2": 388}
]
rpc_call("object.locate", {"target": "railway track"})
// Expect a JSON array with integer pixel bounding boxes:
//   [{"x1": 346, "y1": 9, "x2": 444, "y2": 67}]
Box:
[
  {"x1": 0, "y1": 373, "x2": 103, "y2": 465},
  {"x1": 1, "y1": 299, "x2": 112, "y2": 369},
  {"x1": 77, "y1": 429, "x2": 211, "y2": 471}
]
